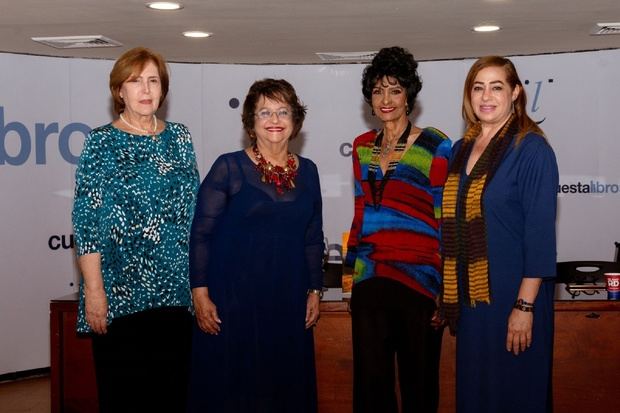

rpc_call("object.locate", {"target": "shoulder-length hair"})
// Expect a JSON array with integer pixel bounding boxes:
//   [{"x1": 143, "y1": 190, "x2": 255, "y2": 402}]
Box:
[
  {"x1": 109, "y1": 47, "x2": 170, "y2": 115},
  {"x1": 462, "y1": 55, "x2": 543, "y2": 143}
]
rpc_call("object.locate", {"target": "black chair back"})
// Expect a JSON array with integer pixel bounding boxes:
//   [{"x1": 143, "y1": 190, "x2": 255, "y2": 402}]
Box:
[{"x1": 556, "y1": 261, "x2": 620, "y2": 284}]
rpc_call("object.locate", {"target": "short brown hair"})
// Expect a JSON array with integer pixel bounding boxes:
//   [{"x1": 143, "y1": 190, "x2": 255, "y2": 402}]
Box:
[
  {"x1": 109, "y1": 47, "x2": 170, "y2": 114},
  {"x1": 241, "y1": 79, "x2": 307, "y2": 140}
]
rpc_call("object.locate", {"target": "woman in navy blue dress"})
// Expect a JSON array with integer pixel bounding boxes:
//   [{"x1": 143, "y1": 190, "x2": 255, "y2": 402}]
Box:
[
  {"x1": 187, "y1": 79, "x2": 324, "y2": 413},
  {"x1": 441, "y1": 56, "x2": 558, "y2": 413}
]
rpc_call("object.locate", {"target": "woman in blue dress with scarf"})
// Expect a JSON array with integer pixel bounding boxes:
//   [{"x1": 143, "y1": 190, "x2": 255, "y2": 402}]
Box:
[{"x1": 441, "y1": 56, "x2": 558, "y2": 413}]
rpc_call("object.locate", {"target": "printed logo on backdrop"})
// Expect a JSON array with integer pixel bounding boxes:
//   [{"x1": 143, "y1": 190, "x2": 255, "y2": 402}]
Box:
[
  {"x1": 523, "y1": 78, "x2": 554, "y2": 125},
  {"x1": 48, "y1": 234, "x2": 75, "y2": 250},
  {"x1": 558, "y1": 177, "x2": 620, "y2": 197},
  {"x1": 0, "y1": 106, "x2": 91, "y2": 165},
  {"x1": 521, "y1": 79, "x2": 619, "y2": 197}
]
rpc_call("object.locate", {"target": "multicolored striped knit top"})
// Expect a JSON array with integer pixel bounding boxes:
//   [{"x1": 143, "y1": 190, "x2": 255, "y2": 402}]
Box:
[{"x1": 345, "y1": 127, "x2": 451, "y2": 300}]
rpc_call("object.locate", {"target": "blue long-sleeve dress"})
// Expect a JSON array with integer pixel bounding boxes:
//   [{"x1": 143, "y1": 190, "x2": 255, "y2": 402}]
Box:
[
  {"x1": 454, "y1": 133, "x2": 558, "y2": 413},
  {"x1": 187, "y1": 150, "x2": 324, "y2": 413}
]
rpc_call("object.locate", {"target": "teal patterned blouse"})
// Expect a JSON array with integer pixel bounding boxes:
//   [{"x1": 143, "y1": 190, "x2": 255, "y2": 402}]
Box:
[{"x1": 72, "y1": 122, "x2": 200, "y2": 333}]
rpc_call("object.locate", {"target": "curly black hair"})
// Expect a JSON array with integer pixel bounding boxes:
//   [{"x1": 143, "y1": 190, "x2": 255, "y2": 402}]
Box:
[{"x1": 361, "y1": 46, "x2": 422, "y2": 110}]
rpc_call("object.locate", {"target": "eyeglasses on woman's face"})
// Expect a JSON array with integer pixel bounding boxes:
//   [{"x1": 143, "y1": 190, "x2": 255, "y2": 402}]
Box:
[{"x1": 255, "y1": 108, "x2": 292, "y2": 120}]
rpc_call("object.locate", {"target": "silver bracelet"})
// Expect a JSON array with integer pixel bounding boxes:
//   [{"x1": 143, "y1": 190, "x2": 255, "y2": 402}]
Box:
[{"x1": 307, "y1": 289, "x2": 323, "y2": 299}]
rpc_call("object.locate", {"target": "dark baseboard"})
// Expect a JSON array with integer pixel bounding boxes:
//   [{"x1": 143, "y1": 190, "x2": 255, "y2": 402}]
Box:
[{"x1": 0, "y1": 367, "x2": 50, "y2": 383}]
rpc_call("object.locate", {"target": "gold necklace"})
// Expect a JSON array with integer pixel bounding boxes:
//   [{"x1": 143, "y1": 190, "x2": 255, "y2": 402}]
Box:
[
  {"x1": 119, "y1": 113, "x2": 158, "y2": 138},
  {"x1": 381, "y1": 137, "x2": 398, "y2": 156},
  {"x1": 380, "y1": 126, "x2": 407, "y2": 157}
]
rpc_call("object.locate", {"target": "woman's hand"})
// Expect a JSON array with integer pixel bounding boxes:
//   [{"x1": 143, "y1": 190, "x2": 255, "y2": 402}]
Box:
[
  {"x1": 78, "y1": 253, "x2": 108, "y2": 334},
  {"x1": 193, "y1": 287, "x2": 221, "y2": 335},
  {"x1": 84, "y1": 286, "x2": 108, "y2": 334},
  {"x1": 430, "y1": 308, "x2": 446, "y2": 330},
  {"x1": 430, "y1": 296, "x2": 446, "y2": 330},
  {"x1": 506, "y1": 308, "x2": 533, "y2": 355},
  {"x1": 305, "y1": 293, "x2": 320, "y2": 329}
]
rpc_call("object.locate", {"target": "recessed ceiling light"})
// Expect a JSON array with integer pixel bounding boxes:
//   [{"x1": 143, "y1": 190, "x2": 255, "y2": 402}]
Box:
[
  {"x1": 473, "y1": 25, "x2": 501, "y2": 33},
  {"x1": 183, "y1": 31, "x2": 212, "y2": 38},
  {"x1": 146, "y1": 2, "x2": 183, "y2": 11}
]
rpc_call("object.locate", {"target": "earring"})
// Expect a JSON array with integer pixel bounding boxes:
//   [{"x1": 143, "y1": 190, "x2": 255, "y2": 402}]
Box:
[
  {"x1": 406, "y1": 105, "x2": 411, "y2": 116},
  {"x1": 371, "y1": 109, "x2": 375, "y2": 116}
]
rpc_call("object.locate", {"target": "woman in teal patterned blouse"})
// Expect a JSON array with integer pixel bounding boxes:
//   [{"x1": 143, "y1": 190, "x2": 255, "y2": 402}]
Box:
[{"x1": 72, "y1": 47, "x2": 199, "y2": 413}]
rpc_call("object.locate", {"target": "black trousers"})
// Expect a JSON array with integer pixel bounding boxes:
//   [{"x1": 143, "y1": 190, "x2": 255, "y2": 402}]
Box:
[
  {"x1": 91, "y1": 306, "x2": 192, "y2": 413},
  {"x1": 351, "y1": 277, "x2": 443, "y2": 413}
]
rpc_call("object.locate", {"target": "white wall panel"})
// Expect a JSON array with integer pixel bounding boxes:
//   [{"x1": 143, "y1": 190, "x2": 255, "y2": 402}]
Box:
[{"x1": 1, "y1": 49, "x2": 618, "y2": 374}]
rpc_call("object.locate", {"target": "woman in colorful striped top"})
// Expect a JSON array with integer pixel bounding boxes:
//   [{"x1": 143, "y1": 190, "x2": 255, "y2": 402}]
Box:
[{"x1": 345, "y1": 46, "x2": 451, "y2": 413}]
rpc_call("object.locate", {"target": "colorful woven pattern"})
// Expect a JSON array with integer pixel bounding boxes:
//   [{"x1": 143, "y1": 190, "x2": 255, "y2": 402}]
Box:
[{"x1": 345, "y1": 127, "x2": 451, "y2": 300}]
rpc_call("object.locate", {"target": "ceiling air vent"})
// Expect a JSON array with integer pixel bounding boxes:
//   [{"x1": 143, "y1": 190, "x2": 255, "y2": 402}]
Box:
[
  {"x1": 316, "y1": 51, "x2": 377, "y2": 62},
  {"x1": 31, "y1": 35, "x2": 123, "y2": 49},
  {"x1": 590, "y1": 22, "x2": 620, "y2": 36}
]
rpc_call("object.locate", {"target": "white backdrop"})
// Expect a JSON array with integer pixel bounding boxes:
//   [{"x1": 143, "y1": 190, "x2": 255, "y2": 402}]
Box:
[{"x1": 1, "y1": 49, "x2": 619, "y2": 374}]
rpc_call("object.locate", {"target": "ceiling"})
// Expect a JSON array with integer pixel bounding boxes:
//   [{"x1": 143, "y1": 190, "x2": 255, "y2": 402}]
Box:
[{"x1": 1, "y1": 0, "x2": 619, "y2": 64}]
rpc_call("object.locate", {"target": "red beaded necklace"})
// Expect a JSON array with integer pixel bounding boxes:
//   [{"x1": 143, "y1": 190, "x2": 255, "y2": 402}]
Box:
[{"x1": 252, "y1": 145, "x2": 298, "y2": 195}]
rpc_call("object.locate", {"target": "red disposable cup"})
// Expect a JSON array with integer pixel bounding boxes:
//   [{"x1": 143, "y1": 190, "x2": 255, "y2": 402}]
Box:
[{"x1": 605, "y1": 273, "x2": 620, "y2": 300}]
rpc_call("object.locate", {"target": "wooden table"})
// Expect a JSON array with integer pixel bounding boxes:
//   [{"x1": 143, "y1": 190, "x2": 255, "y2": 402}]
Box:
[{"x1": 51, "y1": 295, "x2": 620, "y2": 412}]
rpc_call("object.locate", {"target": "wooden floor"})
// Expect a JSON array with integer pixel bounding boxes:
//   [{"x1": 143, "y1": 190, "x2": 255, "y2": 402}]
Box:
[{"x1": 0, "y1": 376, "x2": 50, "y2": 413}]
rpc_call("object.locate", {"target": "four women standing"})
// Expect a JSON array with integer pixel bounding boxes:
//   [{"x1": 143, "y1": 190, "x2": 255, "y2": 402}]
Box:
[{"x1": 73, "y1": 46, "x2": 557, "y2": 412}]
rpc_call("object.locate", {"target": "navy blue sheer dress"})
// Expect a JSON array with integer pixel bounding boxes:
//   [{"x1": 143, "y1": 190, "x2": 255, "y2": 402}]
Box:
[{"x1": 187, "y1": 150, "x2": 324, "y2": 413}]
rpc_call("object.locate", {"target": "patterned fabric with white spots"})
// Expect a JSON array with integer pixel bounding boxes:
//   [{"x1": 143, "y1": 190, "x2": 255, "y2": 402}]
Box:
[{"x1": 72, "y1": 121, "x2": 199, "y2": 333}]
